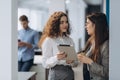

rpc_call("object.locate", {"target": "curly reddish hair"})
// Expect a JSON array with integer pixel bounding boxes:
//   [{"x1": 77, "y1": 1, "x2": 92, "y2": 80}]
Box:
[{"x1": 38, "y1": 11, "x2": 71, "y2": 47}]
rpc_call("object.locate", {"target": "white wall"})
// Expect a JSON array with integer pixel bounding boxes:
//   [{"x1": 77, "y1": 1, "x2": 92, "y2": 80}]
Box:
[
  {"x1": 18, "y1": 8, "x2": 48, "y2": 32},
  {"x1": 103, "y1": 0, "x2": 106, "y2": 13},
  {"x1": 48, "y1": 0, "x2": 65, "y2": 16},
  {"x1": 110, "y1": 0, "x2": 120, "y2": 80},
  {"x1": 0, "y1": 0, "x2": 17, "y2": 80},
  {"x1": 67, "y1": 0, "x2": 87, "y2": 52}
]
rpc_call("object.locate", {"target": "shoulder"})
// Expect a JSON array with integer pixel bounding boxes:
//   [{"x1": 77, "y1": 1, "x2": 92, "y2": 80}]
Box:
[
  {"x1": 42, "y1": 37, "x2": 54, "y2": 46},
  {"x1": 18, "y1": 29, "x2": 23, "y2": 33},
  {"x1": 30, "y1": 28, "x2": 35, "y2": 32},
  {"x1": 64, "y1": 36, "x2": 73, "y2": 41},
  {"x1": 101, "y1": 40, "x2": 109, "y2": 49},
  {"x1": 45, "y1": 37, "x2": 53, "y2": 42},
  {"x1": 100, "y1": 40, "x2": 109, "y2": 54},
  {"x1": 65, "y1": 36, "x2": 74, "y2": 46},
  {"x1": 68, "y1": 36, "x2": 73, "y2": 40},
  {"x1": 30, "y1": 28, "x2": 39, "y2": 34}
]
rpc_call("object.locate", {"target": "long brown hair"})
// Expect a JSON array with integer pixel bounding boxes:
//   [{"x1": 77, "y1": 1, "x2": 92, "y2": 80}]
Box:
[
  {"x1": 38, "y1": 11, "x2": 71, "y2": 48},
  {"x1": 85, "y1": 12, "x2": 109, "y2": 62}
]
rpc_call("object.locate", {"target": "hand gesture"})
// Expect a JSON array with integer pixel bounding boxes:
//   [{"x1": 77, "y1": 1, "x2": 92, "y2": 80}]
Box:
[{"x1": 57, "y1": 52, "x2": 67, "y2": 60}]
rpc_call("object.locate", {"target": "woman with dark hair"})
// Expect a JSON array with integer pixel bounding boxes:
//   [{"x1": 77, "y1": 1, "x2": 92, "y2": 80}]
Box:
[
  {"x1": 38, "y1": 11, "x2": 76, "y2": 80},
  {"x1": 78, "y1": 12, "x2": 109, "y2": 80}
]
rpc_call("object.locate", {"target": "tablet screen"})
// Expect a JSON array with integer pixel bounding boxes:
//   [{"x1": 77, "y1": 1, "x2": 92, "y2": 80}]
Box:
[{"x1": 57, "y1": 45, "x2": 78, "y2": 61}]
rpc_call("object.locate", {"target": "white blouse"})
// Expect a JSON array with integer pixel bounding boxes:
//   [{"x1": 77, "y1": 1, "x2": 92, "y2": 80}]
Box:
[{"x1": 41, "y1": 36, "x2": 74, "y2": 69}]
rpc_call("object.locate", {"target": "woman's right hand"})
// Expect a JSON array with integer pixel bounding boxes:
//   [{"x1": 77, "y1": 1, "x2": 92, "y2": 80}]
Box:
[
  {"x1": 57, "y1": 52, "x2": 67, "y2": 60},
  {"x1": 77, "y1": 53, "x2": 93, "y2": 64}
]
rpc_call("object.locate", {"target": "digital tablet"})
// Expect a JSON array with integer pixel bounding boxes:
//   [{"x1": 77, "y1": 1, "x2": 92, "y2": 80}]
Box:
[{"x1": 57, "y1": 45, "x2": 78, "y2": 61}]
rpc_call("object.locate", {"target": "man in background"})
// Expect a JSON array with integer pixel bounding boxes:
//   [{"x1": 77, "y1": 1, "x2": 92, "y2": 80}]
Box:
[{"x1": 18, "y1": 15, "x2": 39, "y2": 71}]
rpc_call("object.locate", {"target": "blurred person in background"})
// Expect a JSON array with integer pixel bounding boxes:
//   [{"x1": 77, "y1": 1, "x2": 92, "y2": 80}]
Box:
[{"x1": 18, "y1": 15, "x2": 39, "y2": 71}]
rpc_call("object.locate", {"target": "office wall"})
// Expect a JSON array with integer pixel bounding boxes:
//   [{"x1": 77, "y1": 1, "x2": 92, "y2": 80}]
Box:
[
  {"x1": 109, "y1": 0, "x2": 120, "y2": 80},
  {"x1": 110, "y1": 0, "x2": 120, "y2": 80},
  {"x1": 0, "y1": 0, "x2": 17, "y2": 80},
  {"x1": 67, "y1": 0, "x2": 87, "y2": 52},
  {"x1": 18, "y1": 8, "x2": 48, "y2": 32},
  {"x1": 48, "y1": 0, "x2": 65, "y2": 16}
]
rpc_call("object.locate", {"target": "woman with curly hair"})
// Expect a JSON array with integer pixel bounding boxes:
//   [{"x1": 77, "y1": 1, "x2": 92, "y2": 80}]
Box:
[{"x1": 38, "y1": 11, "x2": 76, "y2": 80}]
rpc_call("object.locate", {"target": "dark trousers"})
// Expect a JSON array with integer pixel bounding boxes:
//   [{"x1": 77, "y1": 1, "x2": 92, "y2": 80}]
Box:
[
  {"x1": 83, "y1": 64, "x2": 90, "y2": 80},
  {"x1": 18, "y1": 59, "x2": 33, "y2": 71},
  {"x1": 84, "y1": 70, "x2": 90, "y2": 80}
]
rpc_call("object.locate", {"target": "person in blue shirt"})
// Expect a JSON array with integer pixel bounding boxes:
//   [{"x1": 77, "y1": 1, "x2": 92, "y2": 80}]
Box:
[{"x1": 18, "y1": 15, "x2": 39, "y2": 71}]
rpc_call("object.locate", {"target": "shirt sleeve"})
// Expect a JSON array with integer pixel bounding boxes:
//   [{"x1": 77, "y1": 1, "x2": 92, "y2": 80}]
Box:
[
  {"x1": 88, "y1": 41, "x2": 109, "y2": 78},
  {"x1": 32, "y1": 31, "x2": 39, "y2": 49},
  {"x1": 41, "y1": 38, "x2": 59, "y2": 69}
]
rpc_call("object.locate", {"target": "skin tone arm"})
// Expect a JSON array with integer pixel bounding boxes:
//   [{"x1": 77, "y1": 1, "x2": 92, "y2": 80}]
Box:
[{"x1": 18, "y1": 41, "x2": 32, "y2": 48}]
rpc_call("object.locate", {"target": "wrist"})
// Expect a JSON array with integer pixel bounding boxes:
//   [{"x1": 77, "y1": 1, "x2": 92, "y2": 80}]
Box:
[
  {"x1": 25, "y1": 43, "x2": 29, "y2": 47},
  {"x1": 89, "y1": 59, "x2": 93, "y2": 65}
]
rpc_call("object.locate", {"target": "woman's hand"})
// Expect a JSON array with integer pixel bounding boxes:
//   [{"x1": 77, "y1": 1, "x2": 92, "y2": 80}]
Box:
[
  {"x1": 77, "y1": 54, "x2": 93, "y2": 64},
  {"x1": 57, "y1": 52, "x2": 67, "y2": 60}
]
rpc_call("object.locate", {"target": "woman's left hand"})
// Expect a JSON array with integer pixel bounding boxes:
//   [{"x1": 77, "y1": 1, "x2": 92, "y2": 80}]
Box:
[{"x1": 77, "y1": 54, "x2": 93, "y2": 64}]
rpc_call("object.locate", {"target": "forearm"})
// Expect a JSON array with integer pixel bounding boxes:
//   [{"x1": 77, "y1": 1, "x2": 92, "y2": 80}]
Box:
[
  {"x1": 25, "y1": 43, "x2": 32, "y2": 48},
  {"x1": 89, "y1": 61, "x2": 109, "y2": 77}
]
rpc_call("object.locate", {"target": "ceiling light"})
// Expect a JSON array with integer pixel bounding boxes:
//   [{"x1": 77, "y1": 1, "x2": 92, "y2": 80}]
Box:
[{"x1": 65, "y1": 0, "x2": 70, "y2": 4}]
